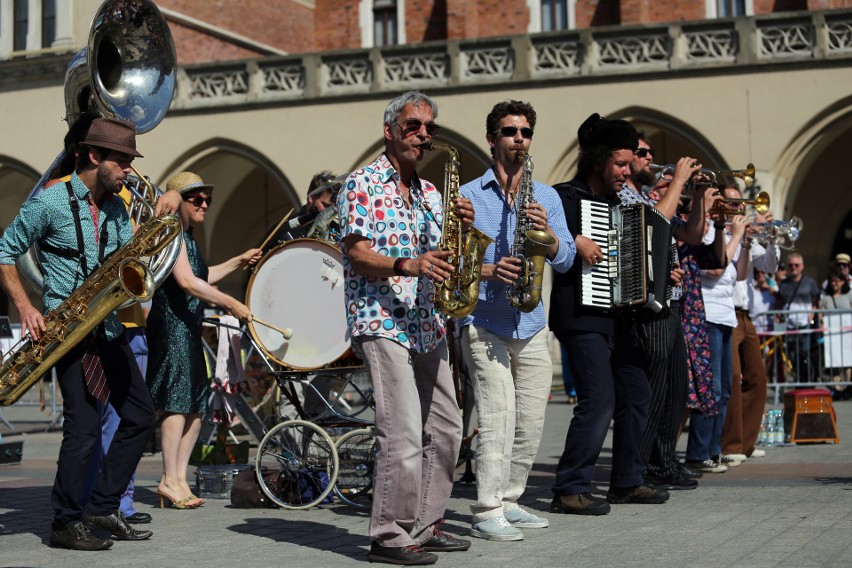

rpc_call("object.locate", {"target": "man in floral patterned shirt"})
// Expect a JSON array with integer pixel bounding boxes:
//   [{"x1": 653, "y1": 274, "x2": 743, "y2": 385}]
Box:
[{"x1": 337, "y1": 91, "x2": 475, "y2": 566}]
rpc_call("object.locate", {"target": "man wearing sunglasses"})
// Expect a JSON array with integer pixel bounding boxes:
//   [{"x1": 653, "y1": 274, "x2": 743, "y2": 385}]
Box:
[
  {"x1": 338, "y1": 91, "x2": 474, "y2": 565},
  {"x1": 457, "y1": 100, "x2": 574, "y2": 542}
]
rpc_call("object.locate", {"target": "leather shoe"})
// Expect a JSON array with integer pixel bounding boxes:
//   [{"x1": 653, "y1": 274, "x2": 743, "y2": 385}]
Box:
[
  {"x1": 607, "y1": 484, "x2": 670, "y2": 504},
  {"x1": 125, "y1": 512, "x2": 152, "y2": 524},
  {"x1": 646, "y1": 473, "x2": 699, "y2": 491},
  {"x1": 678, "y1": 462, "x2": 704, "y2": 479},
  {"x1": 368, "y1": 542, "x2": 437, "y2": 565},
  {"x1": 550, "y1": 493, "x2": 611, "y2": 516},
  {"x1": 420, "y1": 527, "x2": 471, "y2": 552},
  {"x1": 49, "y1": 521, "x2": 113, "y2": 551},
  {"x1": 83, "y1": 512, "x2": 153, "y2": 541}
]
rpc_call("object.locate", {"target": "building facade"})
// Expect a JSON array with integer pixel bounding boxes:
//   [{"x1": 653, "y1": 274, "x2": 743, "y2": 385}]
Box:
[{"x1": 1, "y1": 0, "x2": 851, "y2": 320}]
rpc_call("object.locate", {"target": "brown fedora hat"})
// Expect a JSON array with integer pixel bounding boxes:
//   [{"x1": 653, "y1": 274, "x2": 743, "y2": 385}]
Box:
[
  {"x1": 166, "y1": 171, "x2": 214, "y2": 195},
  {"x1": 83, "y1": 117, "x2": 143, "y2": 158}
]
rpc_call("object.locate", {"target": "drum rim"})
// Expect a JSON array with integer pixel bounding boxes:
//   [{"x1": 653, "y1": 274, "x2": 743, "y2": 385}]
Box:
[{"x1": 245, "y1": 237, "x2": 350, "y2": 371}]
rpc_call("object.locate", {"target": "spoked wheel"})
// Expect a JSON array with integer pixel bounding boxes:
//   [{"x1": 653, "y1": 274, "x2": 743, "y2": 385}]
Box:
[
  {"x1": 333, "y1": 427, "x2": 376, "y2": 510},
  {"x1": 255, "y1": 419, "x2": 339, "y2": 510}
]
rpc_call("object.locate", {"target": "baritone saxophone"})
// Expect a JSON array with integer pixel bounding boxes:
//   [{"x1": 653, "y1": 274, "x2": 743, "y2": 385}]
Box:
[
  {"x1": 0, "y1": 214, "x2": 181, "y2": 406},
  {"x1": 422, "y1": 142, "x2": 493, "y2": 318},
  {"x1": 507, "y1": 152, "x2": 556, "y2": 312}
]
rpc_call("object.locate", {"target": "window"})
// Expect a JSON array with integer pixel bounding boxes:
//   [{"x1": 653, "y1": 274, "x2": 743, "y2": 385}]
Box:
[
  {"x1": 374, "y1": 0, "x2": 397, "y2": 47},
  {"x1": 14, "y1": 0, "x2": 28, "y2": 51},
  {"x1": 717, "y1": 0, "x2": 746, "y2": 17},
  {"x1": 42, "y1": 0, "x2": 56, "y2": 48},
  {"x1": 541, "y1": 0, "x2": 568, "y2": 32}
]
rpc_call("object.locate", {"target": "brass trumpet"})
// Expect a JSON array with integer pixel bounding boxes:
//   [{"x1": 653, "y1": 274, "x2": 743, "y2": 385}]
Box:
[
  {"x1": 651, "y1": 163, "x2": 757, "y2": 189},
  {"x1": 711, "y1": 191, "x2": 770, "y2": 216}
]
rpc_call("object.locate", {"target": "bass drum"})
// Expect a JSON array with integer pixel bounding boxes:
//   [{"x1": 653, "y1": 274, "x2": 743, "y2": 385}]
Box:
[{"x1": 246, "y1": 238, "x2": 351, "y2": 370}]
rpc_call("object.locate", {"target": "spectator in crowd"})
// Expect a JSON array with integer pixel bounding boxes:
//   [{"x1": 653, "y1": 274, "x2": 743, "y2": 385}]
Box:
[
  {"x1": 820, "y1": 269, "x2": 852, "y2": 392},
  {"x1": 751, "y1": 269, "x2": 777, "y2": 333},
  {"x1": 822, "y1": 253, "x2": 851, "y2": 288},
  {"x1": 776, "y1": 252, "x2": 821, "y2": 381}
]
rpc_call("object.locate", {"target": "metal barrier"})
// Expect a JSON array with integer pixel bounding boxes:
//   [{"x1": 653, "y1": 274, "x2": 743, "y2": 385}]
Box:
[{"x1": 754, "y1": 308, "x2": 852, "y2": 404}]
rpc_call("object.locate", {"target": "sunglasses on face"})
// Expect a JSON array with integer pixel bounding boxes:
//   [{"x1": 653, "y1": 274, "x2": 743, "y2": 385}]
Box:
[
  {"x1": 398, "y1": 119, "x2": 439, "y2": 137},
  {"x1": 838, "y1": 263, "x2": 849, "y2": 268},
  {"x1": 184, "y1": 193, "x2": 213, "y2": 207},
  {"x1": 788, "y1": 263, "x2": 802, "y2": 268},
  {"x1": 495, "y1": 126, "x2": 534, "y2": 139},
  {"x1": 635, "y1": 147, "x2": 655, "y2": 158}
]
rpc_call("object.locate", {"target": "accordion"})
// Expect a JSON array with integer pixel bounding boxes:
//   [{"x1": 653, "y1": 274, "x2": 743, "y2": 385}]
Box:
[{"x1": 579, "y1": 199, "x2": 673, "y2": 313}]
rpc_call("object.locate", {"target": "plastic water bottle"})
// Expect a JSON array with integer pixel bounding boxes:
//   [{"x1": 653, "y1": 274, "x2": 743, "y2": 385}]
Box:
[
  {"x1": 766, "y1": 411, "x2": 777, "y2": 447},
  {"x1": 758, "y1": 412, "x2": 769, "y2": 446},
  {"x1": 775, "y1": 410, "x2": 787, "y2": 445}
]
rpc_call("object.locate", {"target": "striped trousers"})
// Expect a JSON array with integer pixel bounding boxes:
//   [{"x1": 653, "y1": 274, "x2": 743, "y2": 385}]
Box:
[{"x1": 637, "y1": 301, "x2": 689, "y2": 479}]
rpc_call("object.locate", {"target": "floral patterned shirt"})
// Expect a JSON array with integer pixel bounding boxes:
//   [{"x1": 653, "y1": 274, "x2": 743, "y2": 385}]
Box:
[{"x1": 337, "y1": 153, "x2": 445, "y2": 353}]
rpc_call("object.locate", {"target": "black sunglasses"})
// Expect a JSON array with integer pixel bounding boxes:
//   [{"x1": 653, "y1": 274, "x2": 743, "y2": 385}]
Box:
[
  {"x1": 399, "y1": 119, "x2": 439, "y2": 137},
  {"x1": 635, "y1": 147, "x2": 655, "y2": 158},
  {"x1": 184, "y1": 193, "x2": 213, "y2": 207},
  {"x1": 495, "y1": 126, "x2": 534, "y2": 139}
]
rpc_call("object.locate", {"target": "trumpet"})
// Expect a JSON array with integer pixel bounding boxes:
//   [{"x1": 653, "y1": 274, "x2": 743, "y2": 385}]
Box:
[
  {"x1": 651, "y1": 163, "x2": 757, "y2": 190},
  {"x1": 752, "y1": 216, "x2": 803, "y2": 250},
  {"x1": 710, "y1": 191, "x2": 770, "y2": 216}
]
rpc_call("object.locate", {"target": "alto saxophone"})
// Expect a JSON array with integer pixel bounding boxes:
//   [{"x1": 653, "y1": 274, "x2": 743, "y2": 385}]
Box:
[
  {"x1": 507, "y1": 152, "x2": 556, "y2": 312},
  {"x1": 423, "y1": 142, "x2": 493, "y2": 318},
  {"x1": 0, "y1": 213, "x2": 181, "y2": 406}
]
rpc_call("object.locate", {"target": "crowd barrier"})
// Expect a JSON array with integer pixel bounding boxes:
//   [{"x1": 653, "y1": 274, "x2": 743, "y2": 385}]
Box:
[{"x1": 754, "y1": 308, "x2": 852, "y2": 404}]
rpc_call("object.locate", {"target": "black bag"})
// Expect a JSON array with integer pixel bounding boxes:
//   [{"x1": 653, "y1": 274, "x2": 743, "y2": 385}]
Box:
[{"x1": 230, "y1": 466, "x2": 278, "y2": 508}]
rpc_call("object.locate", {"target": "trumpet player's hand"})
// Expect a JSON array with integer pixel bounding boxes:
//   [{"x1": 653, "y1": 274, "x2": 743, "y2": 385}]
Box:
[
  {"x1": 672, "y1": 157, "x2": 703, "y2": 187},
  {"x1": 670, "y1": 267, "x2": 685, "y2": 287},
  {"x1": 730, "y1": 215, "x2": 748, "y2": 238},
  {"x1": 155, "y1": 189, "x2": 182, "y2": 217},
  {"x1": 409, "y1": 250, "x2": 454, "y2": 283},
  {"x1": 705, "y1": 192, "x2": 725, "y2": 215},
  {"x1": 524, "y1": 202, "x2": 549, "y2": 231},
  {"x1": 490, "y1": 256, "x2": 523, "y2": 285},
  {"x1": 239, "y1": 248, "x2": 263, "y2": 268},
  {"x1": 576, "y1": 235, "x2": 605, "y2": 266},
  {"x1": 19, "y1": 303, "x2": 46, "y2": 342},
  {"x1": 454, "y1": 197, "x2": 475, "y2": 230},
  {"x1": 753, "y1": 210, "x2": 775, "y2": 224}
]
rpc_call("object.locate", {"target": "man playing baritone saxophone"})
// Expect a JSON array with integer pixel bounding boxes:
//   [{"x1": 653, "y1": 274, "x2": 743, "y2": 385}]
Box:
[
  {"x1": 0, "y1": 118, "x2": 182, "y2": 551},
  {"x1": 459, "y1": 100, "x2": 575, "y2": 541},
  {"x1": 337, "y1": 91, "x2": 473, "y2": 566}
]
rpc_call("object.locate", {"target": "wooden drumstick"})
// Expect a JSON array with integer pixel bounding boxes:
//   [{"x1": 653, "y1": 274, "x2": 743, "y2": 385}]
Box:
[
  {"x1": 243, "y1": 208, "x2": 295, "y2": 271},
  {"x1": 251, "y1": 316, "x2": 294, "y2": 340}
]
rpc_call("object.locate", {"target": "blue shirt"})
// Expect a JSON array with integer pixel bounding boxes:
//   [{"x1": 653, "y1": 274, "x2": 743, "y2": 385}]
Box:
[
  {"x1": 0, "y1": 173, "x2": 132, "y2": 340},
  {"x1": 460, "y1": 167, "x2": 575, "y2": 339}
]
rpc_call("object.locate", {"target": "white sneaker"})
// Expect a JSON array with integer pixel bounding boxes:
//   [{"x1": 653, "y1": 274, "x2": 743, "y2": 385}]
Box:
[
  {"x1": 470, "y1": 517, "x2": 524, "y2": 541},
  {"x1": 504, "y1": 507, "x2": 549, "y2": 529},
  {"x1": 719, "y1": 455, "x2": 743, "y2": 467},
  {"x1": 686, "y1": 459, "x2": 728, "y2": 473},
  {"x1": 749, "y1": 449, "x2": 766, "y2": 458}
]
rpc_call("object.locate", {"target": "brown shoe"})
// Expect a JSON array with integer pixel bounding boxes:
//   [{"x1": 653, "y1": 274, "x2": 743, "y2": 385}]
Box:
[
  {"x1": 550, "y1": 493, "x2": 611, "y2": 516},
  {"x1": 606, "y1": 484, "x2": 670, "y2": 504},
  {"x1": 368, "y1": 542, "x2": 438, "y2": 565}
]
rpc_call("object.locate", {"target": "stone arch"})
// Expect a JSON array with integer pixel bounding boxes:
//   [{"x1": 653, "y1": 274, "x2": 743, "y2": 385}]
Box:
[
  {"x1": 548, "y1": 107, "x2": 728, "y2": 187},
  {"x1": 159, "y1": 139, "x2": 298, "y2": 300},
  {"x1": 771, "y1": 95, "x2": 852, "y2": 277}
]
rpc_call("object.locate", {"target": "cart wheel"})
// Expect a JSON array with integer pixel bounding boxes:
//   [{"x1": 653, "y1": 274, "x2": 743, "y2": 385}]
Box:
[
  {"x1": 255, "y1": 419, "x2": 339, "y2": 510},
  {"x1": 333, "y1": 427, "x2": 375, "y2": 510}
]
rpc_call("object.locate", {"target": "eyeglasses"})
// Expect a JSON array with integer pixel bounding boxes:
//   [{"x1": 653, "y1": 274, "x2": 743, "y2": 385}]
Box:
[
  {"x1": 184, "y1": 193, "x2": 213, "y2": 207},
  {"x1": 788, "y1": 263, "x2": 802, "y2": 268},
  {"x1": 398, "y1": 119, "x2": 439, "y2": 137},
  {"x1": 837, "y1": 263, "x2": 849, "y2": 268},
  {"x1": 635, "y1": 147, "x2": 655, "y2": 158},
  {"x1": 495, "y1": 126, "x2": 534, "y2": 139}
]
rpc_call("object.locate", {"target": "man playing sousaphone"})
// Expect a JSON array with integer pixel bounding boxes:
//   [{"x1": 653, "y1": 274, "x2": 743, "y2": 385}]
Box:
[{"x1": 0, "y1": 118, "x2": 182, "y2": 550}]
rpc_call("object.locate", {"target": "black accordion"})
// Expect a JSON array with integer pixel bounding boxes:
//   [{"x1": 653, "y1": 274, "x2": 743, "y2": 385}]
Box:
[{"x1": 579, "y1": 199, "x2": 673, "y2": 313}]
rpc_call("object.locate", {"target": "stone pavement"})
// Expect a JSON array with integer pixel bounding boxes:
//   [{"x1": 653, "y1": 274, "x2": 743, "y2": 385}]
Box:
[{"x1": 2, "y1": 394, "x2": 852, "y2": 568}]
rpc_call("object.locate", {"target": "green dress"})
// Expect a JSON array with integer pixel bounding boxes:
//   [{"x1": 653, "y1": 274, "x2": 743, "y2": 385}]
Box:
[{"x1": 146, "y1": 230, "x2": 210, "y2": 413}]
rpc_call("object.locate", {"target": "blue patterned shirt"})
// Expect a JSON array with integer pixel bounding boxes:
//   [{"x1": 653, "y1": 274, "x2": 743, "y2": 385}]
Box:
[
  {"x1": 337, "y1": 153, "x2": 445, "y2": 353},
  {"x1": 460, "y1": 168, "x2": 575, "y2": 339},
  {"x1": 0, "y1": 173, "x2": 132, "y2": 340}
]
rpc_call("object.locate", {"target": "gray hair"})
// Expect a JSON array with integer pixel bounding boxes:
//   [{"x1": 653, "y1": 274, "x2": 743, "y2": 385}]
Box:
[{"x1": 383, "y1": 91, "x2": 438, "y2": 127}]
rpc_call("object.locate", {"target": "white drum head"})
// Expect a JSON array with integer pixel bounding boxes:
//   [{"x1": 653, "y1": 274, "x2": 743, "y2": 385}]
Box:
[{"x1": 246, "y1": 239, "x2": 350, "y2": 370}]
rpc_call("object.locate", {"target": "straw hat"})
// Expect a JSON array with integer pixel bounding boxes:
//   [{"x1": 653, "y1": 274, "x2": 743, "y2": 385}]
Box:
[
  {"x1": 166, "y1": 171, "x2": 214, "y2": 195},
  {"x1": 835, "y1": 253, "x2": 851, "y2": 264}
]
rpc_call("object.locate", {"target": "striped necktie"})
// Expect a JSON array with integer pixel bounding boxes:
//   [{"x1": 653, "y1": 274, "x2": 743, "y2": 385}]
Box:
[{"x1": 82, "y1": 338, "x2": 109, "y2": 404}]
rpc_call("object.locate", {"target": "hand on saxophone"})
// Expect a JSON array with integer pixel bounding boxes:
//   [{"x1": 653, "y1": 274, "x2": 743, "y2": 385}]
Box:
[
  {"x1": 411, "y1": 250, "x2": 454, "y2": 283},
  {"x1": 19, "y1": 303, "x2": 46, "y2": 342},
  {"x1": 524, "y1": 202, "x2": 549, "y2": 231},
  {"x1": 491, "y1": 256, "x2": 523, "y2": 285},
  {"x1": 454, "y1": 197, "x2": 475, "y2": 230}
]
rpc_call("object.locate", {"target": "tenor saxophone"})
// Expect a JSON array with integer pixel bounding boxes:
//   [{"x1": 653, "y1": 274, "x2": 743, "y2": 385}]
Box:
[
  {"x1": 507, "y1": 152, "x2": 556, "y2": 312},
  {"x1": 0, "y1": 214, "x2": 181, "y2": 406},
  {"x1": 423, "y1": 142, "x2": 493, "y2": 318}
]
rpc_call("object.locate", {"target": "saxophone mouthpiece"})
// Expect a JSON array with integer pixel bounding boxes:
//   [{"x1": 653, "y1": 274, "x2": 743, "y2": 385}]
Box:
[{"x1": 419, "y1": 142, "x2": 434, "y2": 151}]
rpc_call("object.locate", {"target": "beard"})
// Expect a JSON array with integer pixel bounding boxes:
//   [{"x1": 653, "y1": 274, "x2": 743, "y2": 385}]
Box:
[
  {"x1": 96, "y1": 164, "x2": 124, "y2": 195},
  {"x1": 631, "y1": 167, "x2": 656, "y2": 188}
]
